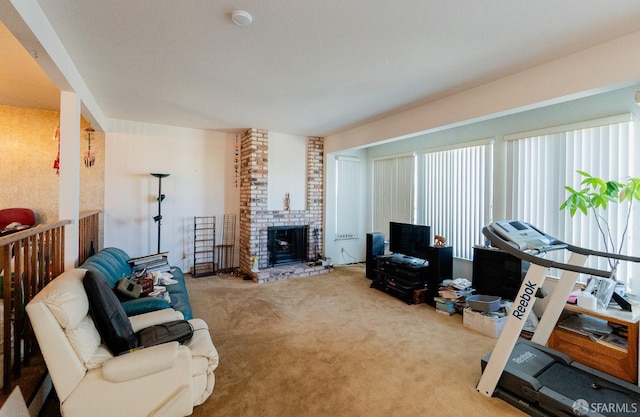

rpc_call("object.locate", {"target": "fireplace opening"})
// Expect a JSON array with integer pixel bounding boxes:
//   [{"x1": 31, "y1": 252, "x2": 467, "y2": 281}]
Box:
[{"x1": 267, "y1": 225, "x2": 308, "y2": 267}]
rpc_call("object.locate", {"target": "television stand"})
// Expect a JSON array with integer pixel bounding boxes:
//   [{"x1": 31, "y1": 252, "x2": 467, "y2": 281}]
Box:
[
  {"x1": 371, "y1": 247, "x2": 452, "y2": 305},
  {"x1": 371, "y1": 254, "x2": 430, "y2": 304}
]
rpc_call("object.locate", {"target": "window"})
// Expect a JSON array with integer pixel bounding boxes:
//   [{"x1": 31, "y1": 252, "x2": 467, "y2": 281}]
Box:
[
  {"x1": 422, "y1": 141, "x2": 493, "y2": 260},
  {"x1": 506, "y1": 115, "x2": 638, "y2": 289},
  {"x1": 335, "y1": 156, "x2": 362, "y2": 240},
  {"x1": 371, "y1": 154, "x2": 416, "y2": 238}
]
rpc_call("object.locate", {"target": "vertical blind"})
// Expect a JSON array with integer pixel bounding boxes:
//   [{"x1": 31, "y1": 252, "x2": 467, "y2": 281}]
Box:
[
  {"x1": 335, "y1": 156, "x2": 361, "y2": 240},
  {"x1": 423, "y1": 143, "x2": 491, "y2": 260},
  {"x1": 506, "y1": 116, "x2": 638, "y2": 291},
  {"x1": 371, "y1": 154, "x2": 416, "y2": 238}
]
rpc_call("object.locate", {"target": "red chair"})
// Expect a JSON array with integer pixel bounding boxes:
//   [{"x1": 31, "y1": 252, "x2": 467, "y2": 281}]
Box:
[{"x1": 0, "y1": 208, "x2": 36, "y2": 233}]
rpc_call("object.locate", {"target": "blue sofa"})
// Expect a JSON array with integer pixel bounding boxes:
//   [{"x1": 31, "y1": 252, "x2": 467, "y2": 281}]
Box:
[{"x1": 80, "y1": 247, "x2": 193, "y2": 319}]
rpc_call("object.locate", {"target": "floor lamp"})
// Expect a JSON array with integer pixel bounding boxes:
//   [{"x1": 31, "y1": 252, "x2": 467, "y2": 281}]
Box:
[{"x1": 151, "y1": 173, "x2": 170, "y2": 253}]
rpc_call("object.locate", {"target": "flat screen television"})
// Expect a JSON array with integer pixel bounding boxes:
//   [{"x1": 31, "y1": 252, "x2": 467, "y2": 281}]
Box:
[{"x1": 388, "y1": 222, "x2": 432, "y2": 259}]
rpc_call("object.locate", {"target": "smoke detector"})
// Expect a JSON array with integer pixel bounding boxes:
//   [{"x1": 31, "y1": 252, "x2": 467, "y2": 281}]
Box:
[{"x1": 231, "y1": 10, "x2": 253, "y2": 26}]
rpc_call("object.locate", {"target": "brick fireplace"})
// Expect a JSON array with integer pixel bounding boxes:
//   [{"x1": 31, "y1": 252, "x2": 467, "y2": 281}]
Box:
[{"x1": 238, "y1": 129, "x2": 329, "y2": 283}]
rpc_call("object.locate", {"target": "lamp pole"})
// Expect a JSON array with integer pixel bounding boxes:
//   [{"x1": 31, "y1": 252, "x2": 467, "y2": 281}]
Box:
[{"x1": 150, "y1": 173, "x2": 170, "y2": 253}]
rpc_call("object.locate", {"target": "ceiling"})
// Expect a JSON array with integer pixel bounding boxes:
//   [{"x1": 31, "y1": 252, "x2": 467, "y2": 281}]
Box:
[{"x1": 2, "y1": 1, "x2": 640, "y2": 137}]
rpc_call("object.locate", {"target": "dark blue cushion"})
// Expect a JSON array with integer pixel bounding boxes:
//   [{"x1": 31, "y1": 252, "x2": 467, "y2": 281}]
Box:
[
  {"x1": 121, "y1": 297, "x2": 172, "y2": 316},
  {"x1": 81, "y1": 248, "x2": 132, "y2": 287},
  {"x1": 166, "y1": 291, "x2": 191, "y2": 320}
]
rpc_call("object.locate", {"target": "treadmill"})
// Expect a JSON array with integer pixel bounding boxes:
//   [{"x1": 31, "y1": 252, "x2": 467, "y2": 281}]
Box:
[{"x1": 476, "y1": 221, "x2": 640, "y2": 417}]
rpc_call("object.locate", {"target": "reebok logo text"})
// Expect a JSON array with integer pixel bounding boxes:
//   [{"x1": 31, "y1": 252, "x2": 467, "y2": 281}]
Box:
[{"x1": 512, "y1": 281, "x2": 537, "y2": 320}]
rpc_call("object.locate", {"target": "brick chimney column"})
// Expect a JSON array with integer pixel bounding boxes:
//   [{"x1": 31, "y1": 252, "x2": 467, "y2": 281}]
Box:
[
  {"x1": 306, "y1": 137, "x2": 324, "y2": 261},
  {"x1": 239, "y1": 129, "x2": 268, "y2": 274}
]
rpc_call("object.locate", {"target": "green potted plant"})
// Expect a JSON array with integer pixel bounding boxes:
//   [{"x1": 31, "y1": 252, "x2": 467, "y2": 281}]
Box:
[{"x1": 560, "y1": 170, "x2": 640, "y2": 270}]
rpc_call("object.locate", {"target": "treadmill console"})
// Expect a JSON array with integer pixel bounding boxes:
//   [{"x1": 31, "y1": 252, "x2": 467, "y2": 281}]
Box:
[{"x1": 490, "y1": 221, "x2": 563, "y2": 252}]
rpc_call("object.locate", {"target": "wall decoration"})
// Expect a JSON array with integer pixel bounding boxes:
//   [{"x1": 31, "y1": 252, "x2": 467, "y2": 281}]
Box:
[
  {"x1": 234, "y1": 134, "x2": 239, "y2": 187},
  {"x1": 84, "y1": 128, "x2": 96, "y2": 167},
  {"x1": 52, "y1": 124, "x2": 60, "y2": 174}
]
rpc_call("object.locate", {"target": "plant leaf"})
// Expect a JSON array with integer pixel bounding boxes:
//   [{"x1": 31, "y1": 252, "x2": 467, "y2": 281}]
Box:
[
  {"x1": 605, "y1": 180, "x2": 623, "y2": 197},
  {"x1": 581, "y1": 176, "x2": 607, "y2": 192},
  {"x1": 621, "y1": 177, "x2": 640, "y2": 201},
  {"x1": 564, "y1": 185, "x2": 578, "y2": 193},
  {"x1": 560, "y1": 187, "x2": 591, "y2": 217}
]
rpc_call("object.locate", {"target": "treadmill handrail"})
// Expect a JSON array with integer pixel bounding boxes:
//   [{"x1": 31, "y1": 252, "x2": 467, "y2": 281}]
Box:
[
  {"x1": 482, "y1": 225, "x2": 640, "y2": 279},
  {"x1": 566, "y1": 243, "x2": 640, "y2": 263}
]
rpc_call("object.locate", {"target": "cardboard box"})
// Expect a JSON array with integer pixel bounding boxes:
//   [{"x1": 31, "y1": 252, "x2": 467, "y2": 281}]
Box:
[
  {"x1": 463, "y1": 308, "x2": 507, "y2": 338},
  {"x1": 413, "y1": 288, "x2": 427, "y2": 304}
]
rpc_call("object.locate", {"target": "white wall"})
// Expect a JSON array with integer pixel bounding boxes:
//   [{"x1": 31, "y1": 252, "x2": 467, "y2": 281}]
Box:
[
  {"x1": 104, "y1": 119, "x2": 238, "y2": 271},
  {"x1": 267, "y1": 132, "x2": 306, "y2": 211}
]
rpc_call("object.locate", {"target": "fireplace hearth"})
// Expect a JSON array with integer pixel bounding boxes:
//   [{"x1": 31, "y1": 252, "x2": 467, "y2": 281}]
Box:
[{"x1": 267, "y1": 225, "x2": 308, "y2": 267}]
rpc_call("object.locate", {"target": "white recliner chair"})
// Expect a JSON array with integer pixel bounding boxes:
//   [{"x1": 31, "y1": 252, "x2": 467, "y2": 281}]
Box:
[{"x1": 26, "y1": 268, "x2": 219, "y2": 417}]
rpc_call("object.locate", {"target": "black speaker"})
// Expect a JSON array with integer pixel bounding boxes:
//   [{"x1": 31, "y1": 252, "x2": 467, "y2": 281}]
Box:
[
  {"x1": 366, "y1": 232, "x2": 385, "y2": 279},
  {"x1": 426, "y1": 246, "x2": 453, "y2": 282}
]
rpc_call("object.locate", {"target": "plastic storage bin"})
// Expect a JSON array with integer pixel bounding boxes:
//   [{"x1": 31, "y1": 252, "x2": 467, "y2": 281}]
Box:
[{"x1": 467, "y1": 294, "x2": 501, "y2": 313}]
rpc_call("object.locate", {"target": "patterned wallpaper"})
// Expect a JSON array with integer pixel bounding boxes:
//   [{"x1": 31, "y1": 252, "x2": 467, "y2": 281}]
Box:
[{"x1": 0, "y1": 104, "x2": 104, "y2": 225}]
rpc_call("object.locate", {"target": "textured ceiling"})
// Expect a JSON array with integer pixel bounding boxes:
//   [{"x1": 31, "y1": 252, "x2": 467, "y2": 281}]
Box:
[{"x1": 2, "y1": 1, "x2": 640, "y2": 136}]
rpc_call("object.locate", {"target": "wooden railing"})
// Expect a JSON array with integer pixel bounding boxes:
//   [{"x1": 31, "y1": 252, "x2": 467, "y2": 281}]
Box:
[
  {"x1": 79, "y1": 210, "x2": 101, "y2": 265},
  {"x1": 0, "y1": 220, "x2": 69, "y2": 394}
]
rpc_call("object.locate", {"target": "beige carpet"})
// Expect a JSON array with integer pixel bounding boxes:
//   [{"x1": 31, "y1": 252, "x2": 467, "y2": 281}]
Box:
[{"x1": 186, "y1": 265, "x2": 525, "y2": 417}]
